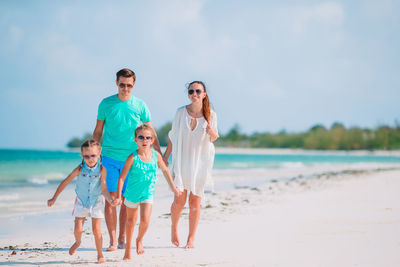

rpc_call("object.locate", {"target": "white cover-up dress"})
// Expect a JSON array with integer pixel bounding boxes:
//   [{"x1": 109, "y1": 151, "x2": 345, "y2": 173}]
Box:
[{"x1": 168, "y1": 106, "x2": 218, "y2": 197}]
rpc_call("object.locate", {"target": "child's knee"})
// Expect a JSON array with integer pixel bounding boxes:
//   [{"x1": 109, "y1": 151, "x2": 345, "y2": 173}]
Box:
[
  {"x1": 140, "y1": 217, "x2": 150, "y2": 226},
  {"x1": 92, "y1": 229, "x2": 102, "y2": 237},
  {"x1": 74, "y1": 227, "x2": 83, "y2": 235}
]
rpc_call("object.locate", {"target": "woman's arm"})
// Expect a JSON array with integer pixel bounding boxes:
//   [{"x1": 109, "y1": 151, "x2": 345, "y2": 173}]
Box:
[
  {"x1": 47, "y1": 166, "x2": 81, "y2": 206},
  {"x1": 162, "y1": 108, "x2": 181, "y2": 165},
  {"x1": 206, "y1": 111, "x2": 219, "y2": 142},
  {"x1": 143, "y1": 121, "x2": 162, "y2": 155},
  {"x1": 157, "y1": 152, "x2": 180, "y2": 197},
  {"x1": 206, "y1": 125, "x2": 219, "y2": 142},
  {"x1": 162, "y1": 140, "x2": 173, "y2": 166}
]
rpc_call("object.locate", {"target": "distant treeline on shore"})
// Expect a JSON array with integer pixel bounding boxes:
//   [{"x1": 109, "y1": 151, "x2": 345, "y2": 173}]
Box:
[{"x1": 67, "y1": 121, "x2": 400, "y2": 150}]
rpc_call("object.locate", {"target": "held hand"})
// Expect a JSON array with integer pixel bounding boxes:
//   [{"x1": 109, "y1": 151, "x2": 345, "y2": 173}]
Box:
[
  {"x1": 162, "y1": 156, "x2": 169, "y2": 167},
  {"x1": 173, "y1": 187, "x2": 182, "y2": 197},
  {"x1": 206, "y1": 124, "x2": 218, "y2": 142},
  {"x1": 113, "y1": 198, "x2": 122, "y2": 206},
  {"x1": 47, "y1": 198, "x2": 55, "y2": 207},
  {"x1": 108, "y1": 198, "x2": 116, "y2": 207}
]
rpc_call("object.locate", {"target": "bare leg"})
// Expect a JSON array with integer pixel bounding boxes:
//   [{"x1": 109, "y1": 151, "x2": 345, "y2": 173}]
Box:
[
  {"x1": 92, "y1": 218, "x2": 105, "y2": 264},
  {"x1": 186, "y1": 192, "x2": 201, "y2": 248},
  {"x1": 69, "y1": 217, "x2": 85, "y2": 255},
  {"x1": 136, "y1": 203, "x2": 152, "y2": 255},
  {"x1": 124, "y1": 206, "x2": 138, "y2": 260},
  {"x1": 105, "y1": 192, "x2": 117, "y2": 251},
  {"x1": 118, "y1": 196, "x2": 127, "y2": 249},
  {"x1": 170, "y1": 190, "x2": 187, "y2": 247},
  {"x1": 105, "y1": 192, "x2": 118, "y2": 251}
]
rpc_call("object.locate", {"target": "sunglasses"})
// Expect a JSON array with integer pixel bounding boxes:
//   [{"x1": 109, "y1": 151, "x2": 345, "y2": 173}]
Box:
[
  {"x1": 188, "y1": 89, "x2": 203, "y2": 95},
  {"x1": 83, "y1": 154, "x2": 98, "y2": 160},
  {"x1": 118, "y1": 83, "x2": 134, "y2": 89},
  {"x1": 137, "y1": 135, "x2": 153, "y2": 141}
]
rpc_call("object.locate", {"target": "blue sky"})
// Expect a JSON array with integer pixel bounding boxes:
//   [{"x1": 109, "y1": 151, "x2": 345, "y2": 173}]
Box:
[{"x1": 0, "y1": 0, "x2": 399, "y2": 149}]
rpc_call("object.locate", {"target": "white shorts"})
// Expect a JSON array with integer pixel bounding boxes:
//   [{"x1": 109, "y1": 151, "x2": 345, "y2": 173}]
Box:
[
  {"x1": 72, "y1": 196, "x2": 105, "y2": 218},
  {"x1": 124, "y1": 198, "x2": 153, "y2": 209}
]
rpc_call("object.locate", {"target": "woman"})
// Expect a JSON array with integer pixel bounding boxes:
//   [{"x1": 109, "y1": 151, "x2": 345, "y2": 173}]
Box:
[{"x1": 163, "y1": 81, "x2": 219, "y2": 248}]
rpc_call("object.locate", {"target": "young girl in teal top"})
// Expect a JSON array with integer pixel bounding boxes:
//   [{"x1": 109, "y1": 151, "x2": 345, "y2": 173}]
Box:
[
  {"x1": 115, "y1": 125, "x2": 181, "y2": 260},
  {"x1": 47, "y1": 140, "x2": 115, "y2": 264}
]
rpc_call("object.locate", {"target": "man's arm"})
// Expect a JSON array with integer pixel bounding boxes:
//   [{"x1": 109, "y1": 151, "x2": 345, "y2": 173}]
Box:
[
  {"x1": 93, "y1": 120, "x2": 104, "y2": 142},
  {"x1": 100, "y1": 166, "x2": 114, "y2": 205},
  {"x1": 143, "y1": 121, "x2": 161, "y2": 155}
]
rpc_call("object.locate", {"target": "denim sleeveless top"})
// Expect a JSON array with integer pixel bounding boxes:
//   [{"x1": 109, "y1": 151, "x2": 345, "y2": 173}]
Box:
[
  {"x1": 123, "y1": 149, "x2": 158, "y2": 203},
  {"x1": 75, "y1": 160, "x2": 102, "y2": 208}
]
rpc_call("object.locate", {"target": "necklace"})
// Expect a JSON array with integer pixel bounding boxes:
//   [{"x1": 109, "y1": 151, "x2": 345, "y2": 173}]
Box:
[{"x1": 186, "y1": 105, "x2": 203, "y2": 118}]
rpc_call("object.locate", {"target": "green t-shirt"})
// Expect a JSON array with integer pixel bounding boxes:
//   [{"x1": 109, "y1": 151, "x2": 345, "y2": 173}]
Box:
[{"x1": 97, "y1": 94, "x2": 151, "y2": 161}]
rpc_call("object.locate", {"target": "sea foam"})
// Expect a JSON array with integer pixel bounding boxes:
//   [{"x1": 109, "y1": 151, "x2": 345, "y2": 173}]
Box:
[
  {"x1": 0, "y1": 193, "x2": 20, "y2": 201},
  {"x1": 28, "y1": 178, "x2": 49, "y2": 185}
]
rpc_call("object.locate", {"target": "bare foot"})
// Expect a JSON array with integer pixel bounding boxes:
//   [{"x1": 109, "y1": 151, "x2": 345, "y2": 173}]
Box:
[
  {"x1": 123, "y1": 252, "x2": 131, "y2": 261},
  {"x1": 185, "y1": 238, "x2": 195, "y2": 249},
  {"x1": 171, "y1": 228, "x2": 180, "y2": 247},
  {"x1": 97, "y1": 257, "x2": 106, "y2": 264},
  {"x1": 106, "y1": 244, "x2": 117, "y2": 252},
  {"x1": 69, "y1": 241, "x2": 80, "y2": 255},
  {"x1": 136, "y1": 238, "x2": 144, "y2": 255},
  {"x1": 118, "y1": 241, "x2": 126, "y2": 249}
]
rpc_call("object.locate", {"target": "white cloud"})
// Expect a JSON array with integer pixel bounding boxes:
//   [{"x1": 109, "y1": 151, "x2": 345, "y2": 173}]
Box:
[
  {"x1": 152, "y1": 0, "x2": 205, "y2": 40},
  {"x1": 147, "y1": 0, "x2": 238, "y2": 73},
  {"x1": 291, "y1": 2, "x2": 344, "y2": 37}
]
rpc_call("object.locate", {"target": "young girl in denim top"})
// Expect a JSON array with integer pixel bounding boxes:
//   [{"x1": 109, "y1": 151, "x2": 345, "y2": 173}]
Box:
[{"x1": 48, "y1": 140, "x2": 115, "y2": 264}]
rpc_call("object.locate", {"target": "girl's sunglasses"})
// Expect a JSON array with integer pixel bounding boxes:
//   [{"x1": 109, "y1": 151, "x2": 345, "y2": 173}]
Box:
[
  {"x1": 188, "y1": 89, "x2": 203, "y2": 95},
  {"x1": 137, "y1": 135, "x2": 153, "y2": 141},
  {"x1": 83, "y1": 154, "x2": 98, "y2": 159}
]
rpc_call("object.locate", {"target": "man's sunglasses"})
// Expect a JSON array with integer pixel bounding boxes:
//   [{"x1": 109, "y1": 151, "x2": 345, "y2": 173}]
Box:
[
  {"x1": 118, "y1": 83, "x2": 134, "y2": 89},
  {"x1": 188, "y1": 89, "x2": 203, "y2": 95},
  {"x1": 137, "y1": 135, "x2": 153, "y2": 141}
]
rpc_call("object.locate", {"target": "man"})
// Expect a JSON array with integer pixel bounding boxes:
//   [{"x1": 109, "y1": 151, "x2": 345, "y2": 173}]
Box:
[{"x1": 93, "y1": 68, "x2": 161, "y2": 251}]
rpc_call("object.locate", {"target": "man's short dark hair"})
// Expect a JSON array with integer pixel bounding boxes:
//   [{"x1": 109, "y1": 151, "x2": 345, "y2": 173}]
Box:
[{"x1": 116, "y1": 68, "x2": 136, "y2": 82}]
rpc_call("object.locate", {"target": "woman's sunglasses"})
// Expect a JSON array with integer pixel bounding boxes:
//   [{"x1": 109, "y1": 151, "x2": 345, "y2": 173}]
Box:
[
  {"x1": 137, "y1": 135, "x2": 153, "y2": 141},
  {"x1": 188, "y1": 89, "x2": 203, "y2": 95}
]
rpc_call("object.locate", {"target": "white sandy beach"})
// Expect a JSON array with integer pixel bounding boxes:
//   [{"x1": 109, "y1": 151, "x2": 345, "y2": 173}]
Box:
[
  {"x1": 215, "y1": 147, "x2": 400, "y2": 156},
  {"x1": 1, "y1": 167, "x2": 400, "y2": 266}
]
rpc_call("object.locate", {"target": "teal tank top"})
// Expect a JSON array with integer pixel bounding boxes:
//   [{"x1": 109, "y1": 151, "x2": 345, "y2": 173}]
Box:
[{"x1": 123, "y1": 149, "x2": 158, "y2": 203}]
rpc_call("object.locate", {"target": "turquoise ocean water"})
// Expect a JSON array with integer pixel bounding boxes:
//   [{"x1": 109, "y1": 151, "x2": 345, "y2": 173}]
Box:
[
  {"x1": 2, "y1": 149, "x2": 400, "y2": 188},
  {"x1": 1, "y1": 149, "x2": 400, "y2": 239}
]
